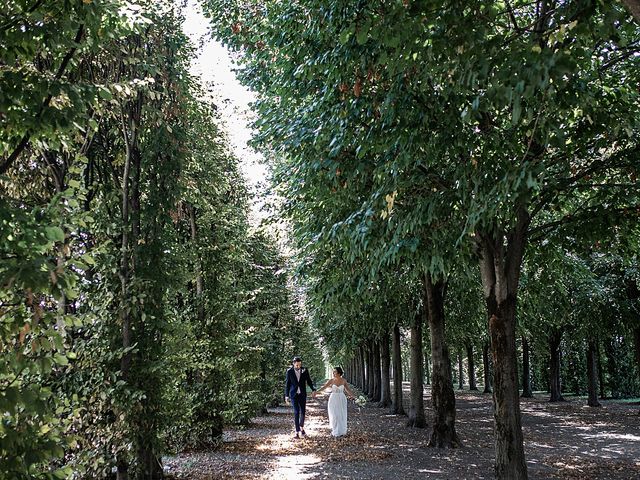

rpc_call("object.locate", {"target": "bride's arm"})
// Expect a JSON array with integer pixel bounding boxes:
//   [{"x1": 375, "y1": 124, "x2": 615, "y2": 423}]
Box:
[
  {"x1": 343, "y1": 381, "x2": 356, "y2": 399},
  {"x1": 316, "y1": 379, "x2": 333, "y2": 393}
]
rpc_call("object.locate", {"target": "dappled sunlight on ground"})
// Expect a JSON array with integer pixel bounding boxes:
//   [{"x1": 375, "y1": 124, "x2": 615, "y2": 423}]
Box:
[
  {"x1": 272, "y1": 453, "x2": 322, "y2": 479},
  {"x1": 583, "y1": 432, "x2": 640, "y2": 442}
]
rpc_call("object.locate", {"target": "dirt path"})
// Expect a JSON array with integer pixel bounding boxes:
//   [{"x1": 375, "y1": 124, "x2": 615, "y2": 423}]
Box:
[{"x1": 164, "y1": 385, "x2": 640, "y2": 479}]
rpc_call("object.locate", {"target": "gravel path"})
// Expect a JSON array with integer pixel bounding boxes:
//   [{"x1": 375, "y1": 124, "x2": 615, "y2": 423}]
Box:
[{"x1": 164, "y1": 385, "x2": 640, "y2": 479}]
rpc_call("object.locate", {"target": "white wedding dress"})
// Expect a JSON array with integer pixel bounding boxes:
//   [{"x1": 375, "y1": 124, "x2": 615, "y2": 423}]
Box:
[{"x1": 327, "y1": 384, "x2": 348, "y2": 437}]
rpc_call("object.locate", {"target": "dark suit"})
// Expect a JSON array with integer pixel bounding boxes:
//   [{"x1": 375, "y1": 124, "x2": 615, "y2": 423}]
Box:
[{"x1": 285, "y1": 367, "x2": 316, "y2": 432}]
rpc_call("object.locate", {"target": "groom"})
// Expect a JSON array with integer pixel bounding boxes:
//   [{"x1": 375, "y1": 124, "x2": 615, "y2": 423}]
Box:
[{"x1": 284, "y1": 356, "x2": 316, "y2": 439}]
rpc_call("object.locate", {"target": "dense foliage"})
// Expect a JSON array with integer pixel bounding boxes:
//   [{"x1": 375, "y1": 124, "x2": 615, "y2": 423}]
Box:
[
  {"x1": 205, "y1": 0, "x2": 640, "y2": 478},
  {"x1": 2, "y1": 0, "x2": 639, "y2": 479},
  {"x1": 0, "y1": 1, "x2": 322, "y2": 478}
]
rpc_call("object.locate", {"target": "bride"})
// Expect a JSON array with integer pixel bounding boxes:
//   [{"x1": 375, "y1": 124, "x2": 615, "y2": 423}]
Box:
[{"x1": 316, "y1": 366, "x2": 356, "y2": 437}]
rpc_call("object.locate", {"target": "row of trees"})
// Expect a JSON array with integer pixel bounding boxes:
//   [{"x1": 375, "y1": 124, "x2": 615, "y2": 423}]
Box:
[
  {"x1": 207, "y1": 1, "x2": 639, "y2": 478},
  {"x1": 436, "y1": 248, "x2": 639, "y2": 404},
  {"x1": 346, "y1": 248, "x2": 640, "y2": 407},
  {"x1": 1, "y1": 1, "x2": 322, "y2": 478}
]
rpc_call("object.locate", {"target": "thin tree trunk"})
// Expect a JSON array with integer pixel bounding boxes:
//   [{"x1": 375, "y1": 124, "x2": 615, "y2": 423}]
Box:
[
  {"x1": 548, "y1": 328, "x2": 565, "y2": 402},
  {"x1": 425, "y1": 274, "x2": 460, "y2": 447},
  {"x1": 586, "y1": 339, "x2": 601, "y2": 407},
  {"x1": 372, "y1": 340, "x2": 382, "y2": 403},
  {"x1": 407, "y1": 310, "x2": 426, "y2": 428},
  {"x1": 597, "y1": 342, "x2": 606, "y2": 399},
  {"x1": 483, "y1": 340, "x2": 492, "y2": 394},
  {"x1": 363, "y1": 345, "x2": 369, "y2": 396},
  {"x1": 466, "y1": 343, "x2": 478, "y2": 390},
  {"x1": 380, "y1": 331, "x2": 392, "y2": 408},
  {"x1": 129, "y1": 104, "x2": 162, "y2": 479},
  {"x1": 391, "y1": 323, "x2": 406, "y2": 415},
  {"x1": 424, "y1": 351, "x2": 431, "y2": 385},
  {"x1": 355, "y1": 347, "x2": 360, "y2": 390},
  {"x1": 633, "y1": 327, "x2": 640, "y2": 388},
  {"x1": 367, "y1": 342, "x2": 375, "y2": 398},
  {"x1": 359, "y1": 346, "x2": 366, "y2": 392},
  {"x1": 117, "y1": 114, "x2": 134, "y2": 480},
  {"x1": 457, "y1": 350, "x2": 464, "y2": 390},
  {"x1": 351, "y1": 354, "x2": 356, "y2": 388},
  {"x1": 478, "y1": 205, "x2": 529, "y2": 480},
  {"x1": 521, "y1": 336, "x2": 533, "y2": 398}
]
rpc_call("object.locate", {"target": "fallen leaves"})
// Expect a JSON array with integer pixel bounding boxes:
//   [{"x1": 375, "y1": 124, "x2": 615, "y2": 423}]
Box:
[{"x1": 165, "y1": 389, "x2": 640, "y2": 479}]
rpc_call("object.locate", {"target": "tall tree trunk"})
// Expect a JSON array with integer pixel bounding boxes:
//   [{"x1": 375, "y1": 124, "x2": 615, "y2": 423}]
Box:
[
  {"x1": 597, "y1": 342, "x2": 606, "y2": 399},
  {"x1": 363, "y1": 345, "x2": 369, "y2": 396},
  {"x1": 483, "y1": 340, "x2": 492, "y2": 394},
  {"x1": 367, "y1": 342, "x2": 375, "y2": 398},
  {"x1": 548, "y1": 328, "x2": 565, "y2": 402},
  {"x1": 586, "y1": 339, "x2": 601, "y2": 407},
  {"x1": 117, "y1": 117, "x2": 134, "y2": 480},
  {"x1": 457, "y1": 350, "x2": 464, "y2": 390},
  {"x1": 478, "y1": 205, "x2": 529, "y2": 480},
  {"x1": 137, "y1": 445, "x2": 163, "y2": 480},
  {"x1": 380, "y1": 331, "x2": 392, "y2": 408},
  {"x1": 466, "y1": 342, "x2": 478, "y2": 390},
  {"x1": 350, "y1": 358, "x2": 355, "y2": 381},
  {"x1": 129, "y1": 124, "x2": 162, "y2": 479},
  {"x1": 425, "y1": 274, "x2": 460, "y2": 447},
  {"x1": 633, "y1": 327, "x2": 640, "y2": 390},
  {"x1": 372, "y1": 340, "x2": 382, "y2": 402},
  {"x1": 407, "y1": 310, "x2": 426, "y2": 428},
  {"x1": 359, "y1": 346, "x2": 366, "y2": 392},
  {"x1": 424, "y1": 351, "x2": 431, "y2": 385},
  {"x1": 351, "y1": 354, "x2": 356, "y2": 388},
  {"x1": 391, "y1": 323, "x2": 406, "y2": 415},
  {"x1": 521, "y1": 336, "x2": 533, "y2": 398},
  {"x1": 355, "y1": 347, "x2": 360, "y2": 390}
]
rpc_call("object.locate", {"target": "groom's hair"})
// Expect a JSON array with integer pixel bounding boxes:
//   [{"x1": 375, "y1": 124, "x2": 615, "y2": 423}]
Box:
[{"x1": 292, "y1": 356, "x2": 302, "y2": 363}]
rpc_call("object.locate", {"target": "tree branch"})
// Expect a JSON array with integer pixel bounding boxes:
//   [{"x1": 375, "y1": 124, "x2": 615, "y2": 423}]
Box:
[
  {"x1": 505, "y1": 0, "x2": 522, "y2": 32},
  {"x1": 528, "y1": 205, "x2": 637, "y2": 242}
]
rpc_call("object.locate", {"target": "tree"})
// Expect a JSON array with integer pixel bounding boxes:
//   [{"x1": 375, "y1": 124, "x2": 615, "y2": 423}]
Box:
[
  {"x1": 1, "y1": 1, "x2": 310, "y2": 477},
  {"x1": 205, "y1": 1, "x2": 639, "y2": 478}
]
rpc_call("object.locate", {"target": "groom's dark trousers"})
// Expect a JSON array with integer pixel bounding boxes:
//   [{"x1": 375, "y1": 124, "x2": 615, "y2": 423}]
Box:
[{"x1": 291, "y1": 393, "x2": 306, "y2": 432}]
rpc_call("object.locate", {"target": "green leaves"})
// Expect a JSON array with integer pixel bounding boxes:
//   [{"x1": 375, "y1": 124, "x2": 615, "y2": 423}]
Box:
[
  {"x1": 511, "y1": 96, "x2": 522, "y2": 126},
  {"x1": 45, "y1": 226, "x2": 65, "y2": 243},
  {"x1": 203, "y1": 0, "x2": 640, "y2": 379},
  {"x1": 356, "y1": 19, "x2": 372, "y2": 45},
  {"x1": 1, "y1": 0, "x2": 245, "y2": 476},
  {"x1": 340, "y1": 23, "x2": 355, "y2": 45}
]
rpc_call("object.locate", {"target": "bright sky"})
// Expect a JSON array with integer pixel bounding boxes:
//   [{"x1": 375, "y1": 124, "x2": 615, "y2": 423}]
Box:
[{"x1": 181, "y1": 1, "x2": 267, "y2": 219}]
